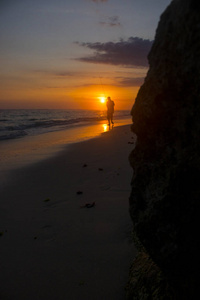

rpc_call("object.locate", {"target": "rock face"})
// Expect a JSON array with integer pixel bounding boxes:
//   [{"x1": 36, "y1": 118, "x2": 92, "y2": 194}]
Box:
[{"x1": 129, "y1": 0, "x2": 200, "y2": 298}]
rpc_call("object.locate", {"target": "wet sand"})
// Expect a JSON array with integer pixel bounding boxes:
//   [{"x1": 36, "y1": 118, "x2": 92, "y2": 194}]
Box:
[{"x1": 0, "y1": 124, "x2": 137, "y2": 300}]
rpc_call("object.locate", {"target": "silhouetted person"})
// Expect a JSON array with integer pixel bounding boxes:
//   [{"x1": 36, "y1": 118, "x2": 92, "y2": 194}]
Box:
[{"x1": 106, "y1": 96, "x2": 115, "y2": 126}]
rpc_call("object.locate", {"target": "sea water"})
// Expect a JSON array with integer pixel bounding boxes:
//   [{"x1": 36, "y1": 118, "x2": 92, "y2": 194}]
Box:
[
  {"x1": 0, "y1": 109, "x2": 131, "y2": 184},
  {"x1": 0, "y1": 109, "x2": 130, "y2": 141}
]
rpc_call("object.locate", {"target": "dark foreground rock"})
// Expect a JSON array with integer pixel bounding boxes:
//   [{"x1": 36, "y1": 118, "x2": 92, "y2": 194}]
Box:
[{"x1": 128, "y1": 0, "x2": 200, "y2": 298}]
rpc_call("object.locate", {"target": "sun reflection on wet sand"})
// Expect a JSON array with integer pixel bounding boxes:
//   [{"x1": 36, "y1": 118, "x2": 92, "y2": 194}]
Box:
[
  {"x1": 103, "y1": 123, "x2": 109, "y2": 132},
  {"x1": 0, "y1": 118, "x2": 132, "y2": 184}
]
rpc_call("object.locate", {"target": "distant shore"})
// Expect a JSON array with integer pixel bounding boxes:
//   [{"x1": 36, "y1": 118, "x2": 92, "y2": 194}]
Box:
[{"x1": 0, "y1": 124, "x2": 137, "y2": 300}]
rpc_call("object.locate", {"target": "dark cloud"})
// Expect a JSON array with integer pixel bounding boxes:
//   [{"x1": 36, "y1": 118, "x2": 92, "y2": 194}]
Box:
[
  {"x1": 115, "y1": 77, "x2": 145, "y2": 87},
  {"x1": 100, "y1": 16, "x2": 121, "y2": 27},
  {"x1": 76, "y1": 37, "x2": 153, "y2": 67}
]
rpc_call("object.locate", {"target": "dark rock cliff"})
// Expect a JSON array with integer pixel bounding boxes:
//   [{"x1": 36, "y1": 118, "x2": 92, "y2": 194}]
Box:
[{"x1": 128, "y1": 0, "x2": 200, "y2": 298}]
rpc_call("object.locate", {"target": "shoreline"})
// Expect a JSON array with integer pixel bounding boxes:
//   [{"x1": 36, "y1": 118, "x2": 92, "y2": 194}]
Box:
[
  {"x1": 0, "y1": 117, "x2": 131, "y2": 187},
  {"x1": 0, "y1": 124, "x2": 137, "y2": 300}
]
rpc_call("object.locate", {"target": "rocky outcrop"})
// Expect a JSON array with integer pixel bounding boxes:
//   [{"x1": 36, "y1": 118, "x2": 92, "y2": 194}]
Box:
[{"x1": 128, "y1": 0, "x2": 200, "y2": 298}]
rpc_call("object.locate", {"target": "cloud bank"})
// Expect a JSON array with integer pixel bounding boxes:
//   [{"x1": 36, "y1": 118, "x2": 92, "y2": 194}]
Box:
[
  {"x1": 76, "y1": 37, "x2": 153, "y2": 67},
  {"x1": 116, "y1": 76, "x2": 145, "y2": 87}
]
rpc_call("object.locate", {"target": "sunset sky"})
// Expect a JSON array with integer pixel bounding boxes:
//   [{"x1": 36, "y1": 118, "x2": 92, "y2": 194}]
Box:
[{"x1": 0, "y1": 0, "x2": 171, "y2": 110}]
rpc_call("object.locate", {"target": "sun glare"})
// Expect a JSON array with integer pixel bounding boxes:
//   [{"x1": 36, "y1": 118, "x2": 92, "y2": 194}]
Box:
[{"x1": 99, "y1": 96, "x2": 106, "y2": 103}]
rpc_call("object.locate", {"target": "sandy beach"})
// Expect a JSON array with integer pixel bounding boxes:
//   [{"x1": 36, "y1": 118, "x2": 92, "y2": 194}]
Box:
[{"x1": 0, "y1": 124, "x2": 137, "y2": 300}]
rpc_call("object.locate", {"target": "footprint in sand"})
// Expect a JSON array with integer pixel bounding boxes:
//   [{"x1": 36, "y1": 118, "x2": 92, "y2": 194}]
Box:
[
  {"x1": 80, "y1": 202, "x2": 95, "y2": 208},
  {"x1": 34, "y1": 225, "x2": 55, "y2": 242},
  {"x1": 100, "y1": 185, "x2": 111, "y2": 190},
  {"x1": 43, "y1": 198, "x2": 51, "y2": 202},
  {"x1": 77, "y1": 191, "x2": 83, "y2": 195}
]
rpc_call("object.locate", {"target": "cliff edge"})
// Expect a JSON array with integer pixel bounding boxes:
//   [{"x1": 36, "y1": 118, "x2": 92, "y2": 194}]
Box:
[{"x1": 128, "y1": 0, "x2": 200, "y2": 298}]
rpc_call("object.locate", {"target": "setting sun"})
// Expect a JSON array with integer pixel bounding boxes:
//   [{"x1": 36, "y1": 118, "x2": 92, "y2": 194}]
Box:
[{"x1": 99, "y1": 96, "x2": 106, "y2": 103}]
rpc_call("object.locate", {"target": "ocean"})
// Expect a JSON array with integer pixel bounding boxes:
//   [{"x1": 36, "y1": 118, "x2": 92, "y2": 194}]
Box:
[
  {"x1": 0, "y1": 109, "x2": 132, "y2": 184},
  {"x1": 0, "y1": 109, "x2": 130, "y2": 141}
]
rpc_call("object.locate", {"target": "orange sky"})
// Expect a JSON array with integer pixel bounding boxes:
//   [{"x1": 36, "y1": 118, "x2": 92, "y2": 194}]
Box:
[
  {"x1": 0, "y1": 78, "x2": 140, "y2": 110},
  {"x1": 0, "y1": 63, "x2": 144, "y2": 110},
  {"x1": 0, "y1": 0, "x2": 171, "y2": 110}
]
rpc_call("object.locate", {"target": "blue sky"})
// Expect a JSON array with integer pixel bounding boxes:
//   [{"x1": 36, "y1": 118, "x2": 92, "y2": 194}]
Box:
[{"x1": 0, "y1": 0, "x2": 171, "y2": 109}]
